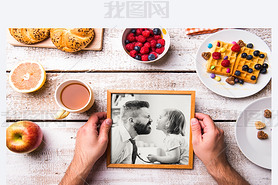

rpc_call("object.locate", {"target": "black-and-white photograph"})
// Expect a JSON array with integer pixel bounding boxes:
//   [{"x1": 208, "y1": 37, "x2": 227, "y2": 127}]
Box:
[{"x1": 107, "y1": 90, "x2": 195, "y2": 169}]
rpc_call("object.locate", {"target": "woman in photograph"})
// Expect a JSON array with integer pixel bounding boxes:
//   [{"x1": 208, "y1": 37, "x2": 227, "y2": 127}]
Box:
[{"x1": 147, "y1": 109, "x2": 189, "y2": 165}]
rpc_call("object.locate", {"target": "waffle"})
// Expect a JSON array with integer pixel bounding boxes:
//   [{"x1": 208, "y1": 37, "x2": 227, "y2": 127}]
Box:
[
  {"x1": 232, "y1": 47, "x2": 267, "y2": 84},
  {"x1": 206, "y1": 40, "x2": 238, "y2": 76}
]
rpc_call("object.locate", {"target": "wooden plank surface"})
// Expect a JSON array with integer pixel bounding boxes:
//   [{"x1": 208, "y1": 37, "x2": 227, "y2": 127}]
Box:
[
  {"x1": 6, "y1": 73, "x2": 271, "y2": 121},
  {"x1": 5, "y1": 122, "x2": 271, "y2": 185},
  {"x1": 7, "y1": 28, "x2": 104, "y2": 51},
  {"x1": 6, "y1": 28, "x2": 271, "y2": 72}
]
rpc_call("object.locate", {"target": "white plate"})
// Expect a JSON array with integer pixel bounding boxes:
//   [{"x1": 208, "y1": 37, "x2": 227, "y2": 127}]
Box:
[
  {"x1": 235, "y1": 97, "x2": 271, "y2": 169},
  {"x1": 196, "y1": 29, "x2": 271, "y2": 98}
]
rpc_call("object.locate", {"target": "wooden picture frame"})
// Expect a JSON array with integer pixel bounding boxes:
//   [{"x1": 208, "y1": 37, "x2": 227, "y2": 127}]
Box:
[{"x1": 107, "y1": 90, "x2": 195, "y2": 169}]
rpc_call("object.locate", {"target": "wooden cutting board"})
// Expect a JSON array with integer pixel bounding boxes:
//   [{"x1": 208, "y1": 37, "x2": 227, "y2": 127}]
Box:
[{"x1": 7, "y1": 28, "x2": 104, "y2": 51}]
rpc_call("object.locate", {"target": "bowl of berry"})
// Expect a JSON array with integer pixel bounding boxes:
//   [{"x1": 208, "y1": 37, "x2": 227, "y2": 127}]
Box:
[{"x1": 122, "y1": 28, "x2": 170, "y2": 63}]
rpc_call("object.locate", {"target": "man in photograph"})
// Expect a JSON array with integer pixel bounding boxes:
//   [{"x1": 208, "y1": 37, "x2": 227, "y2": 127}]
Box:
[{"x1": 111, "y1": 100, "x2": 153, "y2": 164}]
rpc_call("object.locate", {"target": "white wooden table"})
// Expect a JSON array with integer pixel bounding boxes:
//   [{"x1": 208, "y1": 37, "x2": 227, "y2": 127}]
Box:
[{"x1": 5, "y1": 28, "x2": 271, "y2": 184}]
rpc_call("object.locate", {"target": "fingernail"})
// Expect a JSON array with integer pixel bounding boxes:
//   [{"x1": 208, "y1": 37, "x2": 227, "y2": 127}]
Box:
[
  {"x1": 106, "y1": 118, "x2": 112, "y2": 125},
  {"x1": 191, "y1": 118, "x2": 198, "y2": 125}
]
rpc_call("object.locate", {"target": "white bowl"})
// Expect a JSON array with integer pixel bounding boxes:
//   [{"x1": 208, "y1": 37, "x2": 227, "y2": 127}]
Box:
[{"x1": 122, "y1": 28, "x2": 170, "y2": 63}]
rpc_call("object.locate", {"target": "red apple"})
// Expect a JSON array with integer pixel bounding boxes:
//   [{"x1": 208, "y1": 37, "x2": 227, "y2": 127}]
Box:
[{"x1": 6, "y1": 121, "x2": 43, "y2": 153}]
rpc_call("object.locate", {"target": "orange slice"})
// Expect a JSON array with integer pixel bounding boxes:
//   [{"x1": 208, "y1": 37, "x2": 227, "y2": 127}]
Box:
[{"x1": 9, "y1": 61, "x2": 46, "y2": 93}]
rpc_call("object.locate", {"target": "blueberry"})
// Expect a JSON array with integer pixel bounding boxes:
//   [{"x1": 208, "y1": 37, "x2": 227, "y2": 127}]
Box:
[
  {"x1": 148, "y1": 54, "x2": 156, "y2": 61},
  {"x1": 156, "y1": 43, "x2": 162, "y2": 48},
  {"x1": 254, "y1": 64, "x2": 262, "y2": 70},
  {"x1": 239, "y1": 80, "x2": 244, "y2": 84},
  {"x1": 251, "y1": 76, "x2": 256, "y2": 80},
  {"x1": 253, "y1": 50, "x2": 260, "y2": 56},
  {"x1": 134, "y1": 46, "x2": 140, "y2": 52},
  {"x1": 125, "y1": 40, "x2": 130, "y2": 44},
  {"x1": 260, "y1": 68, "x2": 267, "y2": 74},
  {"x1": 234, "y1": 78, "x2": 239, "y2": 83},
  {"x1": 242, "y1": 65, "x2": 249, "y2": 71},
  {"x1": 246, "y1": 55, "x2": 253, "y2": 60},
  {"x1": 235, "y1": 70, "x2": 241, "y2": 76},
  {"x1": 248, "y1": 68, "x2": 253, "y2": 73},
  {"x1": 135, "y1": 55, "x2": 141, "y2": 60},
  {"x1": 241, "y1": 53, "x2": 247, "y2": 58},
  {"x1": 259, "y1": 54, "x2": 265, "y2": 58},
  {"x1": 131, "y1": 29, "x2": 136, "y2": 34},
  {"x1": 153, "y1": 28, "x2": 161, "y2": 35},
  {"x1": 224, "y1": 56, "x2": 228, "y2": 60},
  {"x1": 247, "y1": 43, "x2": 253, "y2": 48},
  {"x1": 262, "y1": 63, "x2": 268, "y2": 69}
]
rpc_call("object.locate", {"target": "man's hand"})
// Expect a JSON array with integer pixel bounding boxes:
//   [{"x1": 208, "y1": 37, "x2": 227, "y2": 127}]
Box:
[
  {"x1": 147, "y1": 154, "x2": 158, "y2": 163},
  {"x1": 60, "y1": 112, "x2": 112, "y2": 185},
  {"x1": 191, "y1": 113, "x2": 249, "y2": 185},
  {"x1": 73, "y1": 112, "x2": 112, "y2": 167}
]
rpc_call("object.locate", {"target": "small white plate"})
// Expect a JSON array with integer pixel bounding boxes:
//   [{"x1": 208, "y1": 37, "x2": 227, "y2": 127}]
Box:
[
  {"x1": 196, "y1": 29, "x2": 271, "y2": 98},
  {"x1": 235, "y1": 97, "x2": 271, "y2": 169}
]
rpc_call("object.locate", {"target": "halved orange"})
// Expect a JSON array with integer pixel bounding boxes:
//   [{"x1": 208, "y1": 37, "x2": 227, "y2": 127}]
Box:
[{"x1": 9, "y1": 61, "x2": 46, "y2": 93}]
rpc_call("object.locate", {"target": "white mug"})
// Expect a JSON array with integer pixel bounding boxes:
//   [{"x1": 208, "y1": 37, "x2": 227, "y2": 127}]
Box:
[{"x1": 54, "y1": 79, "x2": 94, "y2": 119}]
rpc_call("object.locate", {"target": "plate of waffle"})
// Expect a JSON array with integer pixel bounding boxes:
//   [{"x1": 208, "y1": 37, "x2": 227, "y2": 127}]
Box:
[{"x1": 196, "y1": 29, "x2": 271, "y2": 98}]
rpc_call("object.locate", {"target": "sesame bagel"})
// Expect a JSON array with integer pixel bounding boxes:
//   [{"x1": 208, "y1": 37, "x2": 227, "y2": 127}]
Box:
[
  {"x1": 9, "y1": 28, "x2": 50, "y2": 45},
  {"x1": 50, "y1": 28, "x2": 94, "y2": 52}
]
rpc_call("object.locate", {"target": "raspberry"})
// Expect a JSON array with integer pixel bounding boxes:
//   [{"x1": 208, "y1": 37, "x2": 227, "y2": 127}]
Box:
[
  {"x1": 150, "y1": 52, "x2": 158, "y2": 58},
  {"x1": 221, "y1": 60, "x2": 230, "y2": 67},
  {"x1": 135, "y1": 42, "x2": 143, "y2": 48},
  {"x1": 141, "y1": 54, "x2": 149, "y2": 61},
  {"x1": 144, "y1": 42, "x2": 151, "y2": 48},
  {"x1": 136, "y1": 29, "x2": 143, "y2": 36},
  {"x1": 156, "y1": 47, "x2": 164, "y2": 54},
  {"x1": 129, "y1": 50, "x2": 137, "y2": 58},
  {"x1": 147, "y1": 36, "x2": 154, "y2": 42},
  {"x1": 125, "y1": 43, "x2": 134, "y2": 51},
  {"x1": 142, "y1": 30, "x2": 151, "y2": 38},
  {"x1": 137, "y1": 35, "x2": 146, "y2": 43},
  {"x1": 150, "y1": 40, "x2": 157, "y2": 48},
  {"x1": 127, "y1": 33, "x2": 136, "y2": 42},
  {"x1": 140, "y1": 46, "x2": 149, "y2": 54},
  {"x1": 231, "y1": 44, "x2": 241, "y2": 52},
  {"x1": 154, "y1": 35, "x2": 162, "y2": 40},
  {"x1": 212, "y1": 52, "x2": 221, "y2": 60},
  {"x1": 149, "y1": 29, "x2": 154, "y2": 36},
  {"x1": 157, "y1": 39, "x2": 165, "y2": 46}
]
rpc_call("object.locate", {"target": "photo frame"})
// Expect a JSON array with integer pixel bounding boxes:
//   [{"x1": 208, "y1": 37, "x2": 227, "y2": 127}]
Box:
[{"x1": 107, "y1": 90, "x2": 195, "y2": 169}]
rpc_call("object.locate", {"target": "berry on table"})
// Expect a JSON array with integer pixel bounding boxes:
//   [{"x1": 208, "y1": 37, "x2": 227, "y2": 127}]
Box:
[
  {"x1": 153, "y1": 28, "x2": 161, "y2": 35},
  {"x1": 239, "y1": 79, "x2": 244, "y2": 84},
  {"x1": 260, "y1": 68, "x2": 267, "y2": 74},
  {"x1": 253, "y1": 50, "x2": 260, "y2": 56},
  {"x1": 224, "y1": 56, "x2": 228, "y2": 60},
  {"x1": 141, "y1": 54, "x2": 149, "y2": 61},
  {"x1": 259, "y1": 54, "x2": 265, "y2": 58},
  {"x1": 254, "y1": 64, "x2": 262, "y2": 70},
  {"x1": 262, "y1": 63, "x2": 269, "y2": 69},
  {"x1": 212, "y1": 52, "x2": 221, "y2": 60},
  {"x1": 156, "y1": 43, "x2": 162, "y2": 48},
  {"x1": 251, "y1": 76, "x2": 256, "y2": 80},
  {"x1": 235, "y1": 70, "x2": 241, "y2": 76},
  {"x1": 221, "y1": 60, "x2": 230, "y2": 67},
  {"x1": 135, "y1": 55, "x2": 141, "y2": 60},
  {"x1": 246, "y1": 55, "x2": 253, "y2": 60},
  {"x1": 242, "y1": 65, "x2": 249, "y2": 71},
  {"x1": 247, "y1": 43, "x2": 253, "y2": 48},
  {"x1": 234, "y1": 78, "x2": 239, "y2": 83},
  {"x1": 248, "y1": 68, "x2": 253, "y2": 73},
  {"x1": 241, "y1": 53, "x2": 247, "y2": 58},
  {"x1": 148, "y1": 54, "x2": 156, "y2": 61},
  {"x1": 134, "y1": 46, "x2": 141, "y2": 52},
  {"x1": 231, "y1": 44, "x2": 241, "y2": 52}
]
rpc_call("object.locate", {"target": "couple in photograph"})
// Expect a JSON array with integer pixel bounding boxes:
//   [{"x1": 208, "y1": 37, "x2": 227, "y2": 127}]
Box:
[{"x1": 111, "y1": 100, "x2": 189, "y2": 165}]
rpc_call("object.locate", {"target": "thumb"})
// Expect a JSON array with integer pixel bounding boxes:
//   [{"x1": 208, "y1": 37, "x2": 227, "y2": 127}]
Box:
[
  {"x1": 191, "y1": 118, "x2": 202, "y2": 145},
  {"x1": 98, "y1": 118, "x2": 112, "y2": 143}
]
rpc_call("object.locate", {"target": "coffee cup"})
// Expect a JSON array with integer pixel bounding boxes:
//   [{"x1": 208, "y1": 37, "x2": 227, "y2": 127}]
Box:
[{"x1": 54, "y1": 79, "x2": 94, "y2": 119}]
